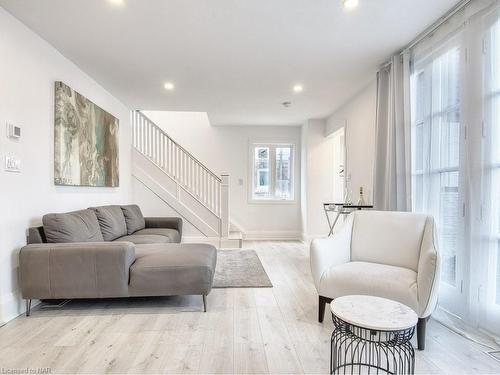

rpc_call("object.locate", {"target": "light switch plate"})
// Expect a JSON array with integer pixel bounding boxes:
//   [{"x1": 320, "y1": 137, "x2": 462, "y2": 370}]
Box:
[{"x1": 5, "y1": 156, "x2": 21, "y2": 172}]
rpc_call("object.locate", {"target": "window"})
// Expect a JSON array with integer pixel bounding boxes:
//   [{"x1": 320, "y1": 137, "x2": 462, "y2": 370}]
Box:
[
  {"x1": 250, "y1": 143, "x2": 294, "y2": 201},
  {"x1": 484, "y1": 14, "x2": 500, "y2": 310},
  {"x1": 410, "y1": 33, "x2": 466, "y2": 315},
  {"x1": 411, "y1": 41, "x2": 463, "y2": 289}
]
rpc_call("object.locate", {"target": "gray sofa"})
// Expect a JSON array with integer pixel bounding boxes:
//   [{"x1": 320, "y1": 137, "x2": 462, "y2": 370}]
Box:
[{"x1": 20, "y1": 205, "x2": 217, "y2": 316}]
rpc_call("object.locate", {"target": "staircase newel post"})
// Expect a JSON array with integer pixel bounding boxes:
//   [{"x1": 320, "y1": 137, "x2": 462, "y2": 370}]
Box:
[{"x1": 220, "y1": 174, "x2": 230, "y2": 237}]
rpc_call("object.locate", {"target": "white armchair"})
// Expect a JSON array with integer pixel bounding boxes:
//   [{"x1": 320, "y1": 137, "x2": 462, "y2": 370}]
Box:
[{"x1": 310, "y1": 210, "x2": 440, "y2": 350}]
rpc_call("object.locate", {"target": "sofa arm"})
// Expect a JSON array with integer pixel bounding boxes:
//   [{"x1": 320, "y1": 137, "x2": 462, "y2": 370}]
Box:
[
  {"x1": 417, "y1": 217, "x2": 440, "y2": 317},
  {"x1": 145, "y1": 217, "x2": 183, "y2": 238},
  {"x1": 310, "y1": 214, "x2": 353, "y2": 292},
  {"x1": 19, "y1": 241, "x2": 135, "y2": 299}
]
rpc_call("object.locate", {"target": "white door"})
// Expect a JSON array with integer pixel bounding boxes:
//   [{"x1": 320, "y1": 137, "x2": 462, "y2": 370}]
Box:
[{"x1": 331, "y1": 127, "x2": 346, "y2": 202}]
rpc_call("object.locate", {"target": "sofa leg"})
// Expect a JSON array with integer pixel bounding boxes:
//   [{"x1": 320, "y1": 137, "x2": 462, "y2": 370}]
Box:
[
  {"x1": 417, "y1": 317, "x2": 428, "y2": 350},
  {"x1": 318, "y1": 296, "x2": 333, "y2": 323},
  {"x1": 202, "y1": 295, "x2": 207, "y2": 312},
  {"x1": 25, "y1": 299, "x2": 32, "y2": 317}
]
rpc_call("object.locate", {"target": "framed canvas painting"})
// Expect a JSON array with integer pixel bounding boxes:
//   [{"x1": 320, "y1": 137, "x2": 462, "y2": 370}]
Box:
[{"x1": 54, "y1": 81, "x2": 119, "y2": 187}]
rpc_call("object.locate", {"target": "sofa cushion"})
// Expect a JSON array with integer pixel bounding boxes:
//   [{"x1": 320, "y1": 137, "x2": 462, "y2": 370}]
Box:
[
  {"x1": 121, "y1": 205, "x2": 145, "y2": 235},
  {"x1": 90, "y1": 205, "x2": 127, "y2": 241},
  {"x1": 134, "y1": 228, "x2": 180, "y2": 243},
  {"x1": 129, "y1": 243, "x2": 217, "y2": 296},
  {"x1": 115, "y1": 234, "x2": 171, "y2": 244},
  {"x1": 43, "y1": 209, "x2": 104, "y2": 243},
  {"x1": 319, "y1": 261, "x2": 419, "y2": 314}
]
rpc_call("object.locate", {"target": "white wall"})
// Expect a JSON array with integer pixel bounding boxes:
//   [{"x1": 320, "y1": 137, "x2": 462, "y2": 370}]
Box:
[
  {"x1": 326, "y1": 79, "x2": 377, "y2": 204},
  {"x1": 301, "y1": 119, "x2": 335, "y2": 239},
  {"x1": 0, "y1": 7, "x2": 132, "y2": 323},
  {"x1": 301, "y1": 80, "x2": 377, "y2": 241},
  {"x1": 139, "y1": 111, "x2": 302, "y2": 240}
]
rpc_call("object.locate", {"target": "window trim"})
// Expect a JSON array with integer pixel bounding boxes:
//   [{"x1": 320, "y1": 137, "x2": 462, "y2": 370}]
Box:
[{"x1": 248, "y1": 141, "x2": 296, "y2": 204}]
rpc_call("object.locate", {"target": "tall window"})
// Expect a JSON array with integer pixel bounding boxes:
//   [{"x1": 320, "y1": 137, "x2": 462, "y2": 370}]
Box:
[
  {"x1": 411, "y1": 38, "x2": 463, "y2": 293},
  {"x1": 250, "y1": 143, "x2": 294, "y2": 201},
  {"x1": 409, "y1": 1, "x2": 500, "y2": 337}
]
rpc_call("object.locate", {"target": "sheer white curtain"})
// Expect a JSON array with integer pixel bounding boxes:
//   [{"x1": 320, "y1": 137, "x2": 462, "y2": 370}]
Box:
[
  {"x1": 409, "y1": 0, "x2": 500, "y2": 340},
  {"x1": 373, "y1": 53, "x2": 412, "y2": 211},
  {"x1": 480, "y1": 6, "x2": 500, "y2": 335}
]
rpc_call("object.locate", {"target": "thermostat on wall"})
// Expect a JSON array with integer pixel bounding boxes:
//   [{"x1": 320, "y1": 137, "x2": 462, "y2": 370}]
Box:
[{"x1": 6, "y1": 123, "x2": 21, "y2": 139}]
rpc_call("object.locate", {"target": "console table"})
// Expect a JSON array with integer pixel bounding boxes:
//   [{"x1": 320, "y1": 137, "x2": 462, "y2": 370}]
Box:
[
  {"x1": 330, "y1": 295, "x2": 418, "y2": 374},
  {"x1": 323, "y1": 203, "x2": 373, "y2": 236}
]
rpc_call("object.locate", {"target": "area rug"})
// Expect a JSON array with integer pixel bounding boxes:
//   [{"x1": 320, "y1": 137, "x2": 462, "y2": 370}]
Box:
[{"x1": 213, "y1": 249, "x2": 273, "y2": 288}]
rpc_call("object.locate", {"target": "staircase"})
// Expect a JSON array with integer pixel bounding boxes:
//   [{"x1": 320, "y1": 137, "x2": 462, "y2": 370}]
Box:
[{"x1": 131, "y1": 110, "x2": 241, "y2": 248}]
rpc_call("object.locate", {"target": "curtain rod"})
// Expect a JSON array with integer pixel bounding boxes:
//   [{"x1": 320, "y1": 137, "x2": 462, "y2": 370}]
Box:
[
  {"x1": 380, "y1": 0, "x2": 471, "y2": 69},
  {"x1": 405, "y1": 0, "x2": 472, "y2": 50}
]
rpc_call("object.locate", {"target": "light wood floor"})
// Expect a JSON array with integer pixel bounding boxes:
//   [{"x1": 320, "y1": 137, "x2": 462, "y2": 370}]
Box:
[{"x1": 0, "y1": 241, "x2": 499, "y2": 374}]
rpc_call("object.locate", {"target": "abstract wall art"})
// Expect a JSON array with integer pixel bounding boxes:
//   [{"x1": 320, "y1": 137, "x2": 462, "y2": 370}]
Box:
[{"x1": 54, "y1": 81, "x2": 119, "y2": 187}]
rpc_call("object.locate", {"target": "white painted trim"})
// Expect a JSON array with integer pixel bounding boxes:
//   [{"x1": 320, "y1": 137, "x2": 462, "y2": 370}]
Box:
[
  {"x1": 301, "y1": 233, "x2": 328, "y2": 244},
  {"x1": 182, "y1": 236, "x2": 241, "y2": 249},
  {"x1": 0, "y1": 291, "x2": 39, "y2": 325},
  {"x1": 243, "y1": 230, "x2": 302, "y2": 241},
  {"x1": 247, "y1": 140, "x2": 297, "y2": 204}
]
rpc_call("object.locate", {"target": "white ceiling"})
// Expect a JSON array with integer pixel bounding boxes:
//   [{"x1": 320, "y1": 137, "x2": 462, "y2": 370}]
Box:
[{"x1": 0, "y1": 0, "x2": 459, "y2": 126}]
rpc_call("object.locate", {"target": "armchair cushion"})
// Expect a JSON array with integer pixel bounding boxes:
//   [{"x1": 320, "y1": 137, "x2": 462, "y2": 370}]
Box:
[
  {"x1": 320, "y1": 261, "x2": 419, "y2": 314},
  {"x1": 351, "y1": 211, "x2": 428, "y2": 272}
]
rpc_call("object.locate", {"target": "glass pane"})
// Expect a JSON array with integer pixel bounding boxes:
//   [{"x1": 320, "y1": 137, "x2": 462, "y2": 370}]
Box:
[
  {"x1": 275, "y1": 147, "x2": 292, "y2": 200},
  {"x1": 432, "y1": 46, "x2": 460, "y2": 114},
  {"x1": 493, "y1": 20, "x2": 500, "y2": 93},
  {"x1": 254, "y1": 147, "x2": 270, "y2": 199},
  {"x1": 415, "y1": 124, "x2": 424, "y2": 171},
  {"x1": 439, "y1": 111, "x2": 460, "y2": 169},
  {"x1": 413, "y1": 174, "x2": 424, "y2": 212},
  {"x1": 439, "y1": 171, "x2": 460, "y2": 286},
  {"x1": 493, "y1": 96, "x2": 500, "y2": 165},
  {"x1": 416, "y1": 72, "x2": 425, "y2": 123},
  {"x1": 496, "y1": 241, "x2": 500, "y2": 306}
]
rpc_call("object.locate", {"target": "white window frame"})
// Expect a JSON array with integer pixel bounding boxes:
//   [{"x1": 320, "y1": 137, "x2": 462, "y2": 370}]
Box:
[{"x1": 248, "y1": 142, "x2": 295, "y2": 204}]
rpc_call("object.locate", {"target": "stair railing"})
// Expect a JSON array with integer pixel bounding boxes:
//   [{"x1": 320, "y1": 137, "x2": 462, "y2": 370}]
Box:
[{"x1": 131, "y1": 110, "x2": 229, "y2": 236}]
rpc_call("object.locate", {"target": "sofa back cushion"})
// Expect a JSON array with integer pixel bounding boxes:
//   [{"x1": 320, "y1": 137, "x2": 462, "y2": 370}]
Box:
[
  {"x1": 121, "y1": 205, "x2": 146, "y2": 235},
  {"x1": 90, "y1": 205, "x2": 127, "y2": 241},
  {"x1": 350, "y1": 210, "x2": 427, "y2": 272},
  {"x1": 43, "y1": 209, "x2": 104, "y2": 243}
]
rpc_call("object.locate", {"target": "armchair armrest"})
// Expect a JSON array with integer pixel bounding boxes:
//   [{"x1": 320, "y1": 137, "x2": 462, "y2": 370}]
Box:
[
  {"x1": 417, "y1": 217, "x2": 440, "y2": 317},
  {"x1": 310, "y1": 214, "x2": 353, "y2": 292},
  {"x1": 19, "y1": 241, "x2": 135, "y2": 299},
  {"x1": 145, "y1": 217, "x2": 183, "y2": 238}
]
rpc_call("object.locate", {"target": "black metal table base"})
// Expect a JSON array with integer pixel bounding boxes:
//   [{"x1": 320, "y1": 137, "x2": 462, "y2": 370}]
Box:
[{"x1": 330, "y1": 314, "x2": 415, "y2": 374}]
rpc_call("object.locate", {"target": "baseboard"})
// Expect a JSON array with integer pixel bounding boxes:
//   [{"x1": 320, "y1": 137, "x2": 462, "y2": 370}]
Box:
[
  {"x1": 182, "y1": 236, "x2": 220, "y2": 246},
  {"x1": 301, "y1": 233, "x2": 328, "y2": 244},
  {"x1": 182, "y1": 236, "x2": 241, "y2": 249},
  {"x1": 0, "y1": 290, "x2": 39, "y2": 325},
  {"x1": 243, "y1": 231, "x2": 302, "y2": 241}
]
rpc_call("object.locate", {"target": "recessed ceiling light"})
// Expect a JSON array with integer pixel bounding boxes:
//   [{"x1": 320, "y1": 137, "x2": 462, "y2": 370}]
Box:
[
  {"x1": 343, "y1": 0, "x2": 359, "y2": 9},
  {"x1": 293, "y1": 85, "x2": 304, "y2": 93},
  {"x1": 163, "y1": 82, "x2": 175, "y2": 91},
  {"x1": 109, "y1": 0, "x2": 124, "y2": 5}
]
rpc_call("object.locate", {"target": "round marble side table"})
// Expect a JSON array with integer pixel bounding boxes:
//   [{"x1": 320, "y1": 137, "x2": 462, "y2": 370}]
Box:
[{"x1": 330, "y1": 295, "x2": 418, "y2": 375}]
